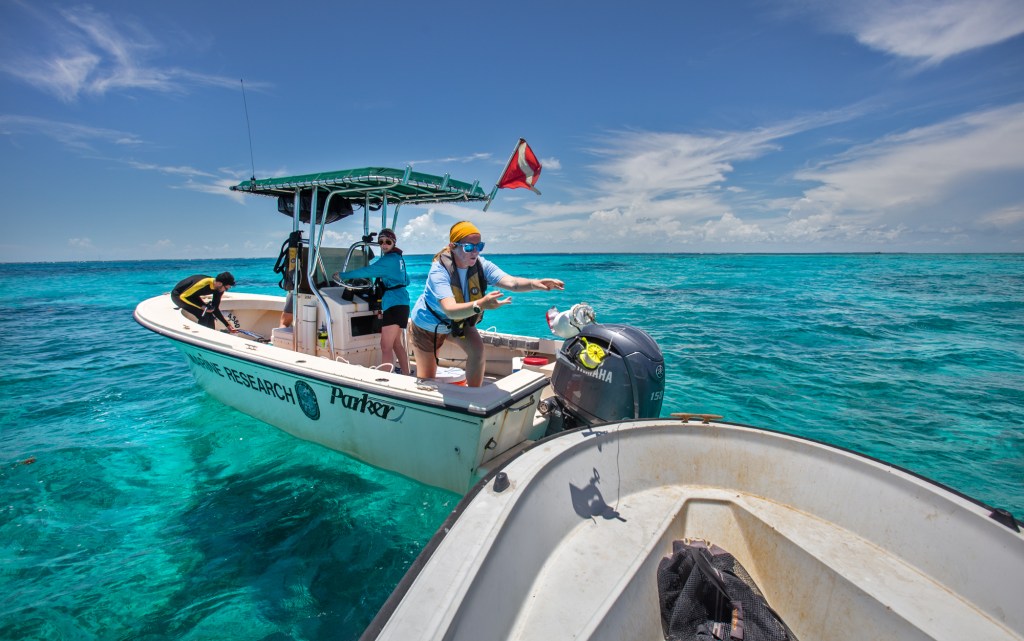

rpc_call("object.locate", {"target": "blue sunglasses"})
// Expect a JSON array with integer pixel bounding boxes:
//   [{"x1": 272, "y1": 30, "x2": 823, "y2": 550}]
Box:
[{"x1": 458, "y1": 241, "x2": 486, "y2": 253}]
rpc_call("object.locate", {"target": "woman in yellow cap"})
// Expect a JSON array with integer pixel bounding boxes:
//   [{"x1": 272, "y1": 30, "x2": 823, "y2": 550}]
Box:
[{"x1": 409, "y1": 221, "x2": 564, "y2": 386}]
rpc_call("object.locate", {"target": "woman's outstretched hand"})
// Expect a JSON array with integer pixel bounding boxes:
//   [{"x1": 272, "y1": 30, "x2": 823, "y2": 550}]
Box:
[
  {"x1": 480, "y1": 290, "x2": 511, "y2": 309},
  {"x1": 534, "y1": 278, "x2": 565, "y2": 291}
]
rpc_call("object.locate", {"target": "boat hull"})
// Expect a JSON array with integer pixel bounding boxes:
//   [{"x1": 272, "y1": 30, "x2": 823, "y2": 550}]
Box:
[
  {"x1": 365, "y1": 419, "x2": 1024, "y2": 640},
  {"x1": 175, "y1": 342, "x2": 491, "y2": 491},
  {"x1": 135, "y1": 293, "x2": 552, "y2": 493}
]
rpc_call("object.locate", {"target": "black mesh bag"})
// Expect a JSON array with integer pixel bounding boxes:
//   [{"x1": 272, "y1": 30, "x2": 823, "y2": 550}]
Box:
[{"x1": 657, "y1": 540, "x2": 797, "y2": 641}]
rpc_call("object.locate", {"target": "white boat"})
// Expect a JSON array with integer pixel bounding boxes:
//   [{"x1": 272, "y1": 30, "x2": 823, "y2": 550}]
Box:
[
  {"x1": 135, "y1": 167, "x2": 666, "y2": 493},
  {"x1": 362, "y1": 417, "x2": 1024, "y2": 641}
]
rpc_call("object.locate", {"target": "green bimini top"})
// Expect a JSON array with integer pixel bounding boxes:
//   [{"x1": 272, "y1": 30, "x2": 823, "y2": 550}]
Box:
[{"x1": 230, "y1": 167, "x2": 488, "y2": 207}]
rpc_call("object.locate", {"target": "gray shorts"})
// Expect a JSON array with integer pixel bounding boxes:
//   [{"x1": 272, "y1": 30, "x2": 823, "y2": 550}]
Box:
[{"x1": 283, "y1": 292, "x2": 294, "y2": 314}]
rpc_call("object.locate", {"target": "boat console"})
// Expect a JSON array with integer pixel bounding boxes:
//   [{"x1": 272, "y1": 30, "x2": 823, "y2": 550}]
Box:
[{"x1": 274, "y1": 288, "x2": 382, "y2": 366}]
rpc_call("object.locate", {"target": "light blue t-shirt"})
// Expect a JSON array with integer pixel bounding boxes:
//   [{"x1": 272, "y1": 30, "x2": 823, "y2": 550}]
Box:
[{"x1": 411, "y1": 256, "x2": 509, "y2": 334}]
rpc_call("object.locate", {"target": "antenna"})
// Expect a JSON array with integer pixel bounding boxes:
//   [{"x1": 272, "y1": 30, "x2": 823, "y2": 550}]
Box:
[{"x1": 240, "y1": 78, "x2": 256, "y2": 182}]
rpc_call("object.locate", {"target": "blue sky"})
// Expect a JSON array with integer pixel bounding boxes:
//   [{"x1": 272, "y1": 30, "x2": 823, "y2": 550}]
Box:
[{"x1": 2, "y1": 0, "x2": 1023, "y2": 262}]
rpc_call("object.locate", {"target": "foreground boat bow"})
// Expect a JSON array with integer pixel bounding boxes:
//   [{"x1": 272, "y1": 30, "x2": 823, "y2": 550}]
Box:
[{"x1": 364, "y1": 418, "x2": 1024, "y2": 641}]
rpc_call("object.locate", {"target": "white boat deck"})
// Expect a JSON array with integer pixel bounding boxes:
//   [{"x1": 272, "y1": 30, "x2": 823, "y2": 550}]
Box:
[
  {"x1": 370, "y1": 421, "x2": 1024, "y2": 641},
  {"x1": 511, "y1": 485, "x2": 1018, "y2": 641}
]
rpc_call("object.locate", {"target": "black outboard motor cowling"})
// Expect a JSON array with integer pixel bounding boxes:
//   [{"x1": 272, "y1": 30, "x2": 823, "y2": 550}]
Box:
[{"x1": 549, "y1": 323, "x2": 665, "y2": 427}]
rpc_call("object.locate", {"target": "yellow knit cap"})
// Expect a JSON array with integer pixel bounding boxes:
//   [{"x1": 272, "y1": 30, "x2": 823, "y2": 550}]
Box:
[{"x1": 449, "y1": 221, "x2": 481, "y2": 243}]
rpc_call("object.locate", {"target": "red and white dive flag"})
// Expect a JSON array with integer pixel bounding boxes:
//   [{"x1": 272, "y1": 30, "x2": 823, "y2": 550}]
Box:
[{"x1": 497, "y1": 139, "x2": 542, "y2": 194}]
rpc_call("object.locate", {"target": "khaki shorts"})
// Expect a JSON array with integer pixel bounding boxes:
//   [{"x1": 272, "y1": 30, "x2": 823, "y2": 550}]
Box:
[{"x1": 409, "y1": 321, "x2": 451, "y2": 353}]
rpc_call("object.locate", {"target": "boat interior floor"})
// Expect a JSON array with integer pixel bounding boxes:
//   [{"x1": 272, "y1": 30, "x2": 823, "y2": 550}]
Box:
[{"x1": 497, "y1": 486, "x2": 1016, "y2": 641}]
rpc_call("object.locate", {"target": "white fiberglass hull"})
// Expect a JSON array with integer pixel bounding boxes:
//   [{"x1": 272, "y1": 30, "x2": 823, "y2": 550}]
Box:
[
  {"x1": 135, "y1": 293, "x2": 553, "y2": 493},
  {"x1": 365, "y1": 419, "x2": 1024, "y2": 641}
]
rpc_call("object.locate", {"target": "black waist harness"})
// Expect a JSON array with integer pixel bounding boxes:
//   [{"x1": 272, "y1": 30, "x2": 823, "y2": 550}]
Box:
[{"x1": 427, "y1": 303, "x2": 475, "y2": 337}]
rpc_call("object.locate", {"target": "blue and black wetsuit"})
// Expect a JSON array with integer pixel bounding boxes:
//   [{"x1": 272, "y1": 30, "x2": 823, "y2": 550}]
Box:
[{"x1": 171, "y1": 274, "x2": 229, "y2": 329}]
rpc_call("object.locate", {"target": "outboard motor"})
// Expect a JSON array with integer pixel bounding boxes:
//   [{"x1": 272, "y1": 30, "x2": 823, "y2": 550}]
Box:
[{"x1": 542, "y1": 323, "x2": 665, "y2": 434}]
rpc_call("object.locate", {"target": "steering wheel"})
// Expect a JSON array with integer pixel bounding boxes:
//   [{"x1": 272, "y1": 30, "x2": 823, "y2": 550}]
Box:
[
  {"x1": 332, "y1": 243, "x2": 377, "y2": 290},
  {"x1": 331, "y1": 275, "x2": 373, "y2": 290}
]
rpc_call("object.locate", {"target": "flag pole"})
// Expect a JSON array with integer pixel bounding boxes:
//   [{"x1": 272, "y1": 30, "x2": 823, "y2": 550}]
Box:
[
  {"x1": 483, "y1": 138, "x2": 528, "y2": 212},
  {"x1": 482, "y1": 185, "x2": 499, "y2": 212}
]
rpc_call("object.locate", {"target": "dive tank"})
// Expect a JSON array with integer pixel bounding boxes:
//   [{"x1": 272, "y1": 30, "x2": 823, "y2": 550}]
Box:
[{"x1": 546, "y1": 323, "x2": 665, "y2": 429}]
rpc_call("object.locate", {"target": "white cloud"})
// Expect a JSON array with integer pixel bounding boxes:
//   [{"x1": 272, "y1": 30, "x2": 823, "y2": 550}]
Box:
[
  {"x1": 125, "y1": 160, "x2": 218, "y2": 179},
  {"x1": 407, "y1": 153, "x2": 493, "y2": 166},
  {"x1": 138, "y1": 239, "x2": 175, "y2": 256},
  {"x1": 484, "y1": 102, "x2": 1024, "y2": 252},
  {"x1": 978, "y1": 204, "x2": 1024, "y2": 230},
  {"x1": 175, "y1": 177, "x2": 250, "y2": 203},
  {"x1": 540, "y1": 157, "x2": 561, "y2": 171},
  {"x1": 184, "y1": 242, "x2": 231, "y2": 256},
  {"x1": 0, "y1": 5, "x2": 251, "y2": 102},
  {"x1": 401, "y1": 211, "x2": 445, "y2": 246},
  {"x1": 815, "y1": 0, "x2": 1024, "y2": 65},
  {"x1": 0, "y1": 114, "x2": 253, "y2": 202},
  {"x1": 399, "y1": 206, "x2": 500, "y2": 252},
  {"x1": 794, "y1": 103, "x2": 1024, "y2": 224},
  {"x1": 700, "y1": 212, "x2": 771, "y2": 243},
  {"x1": 588, "y1": 129, "x2": 778, "y2": 198},
  {"x1": 485, "y1": 113, "x2": 851, "y2": 249},
  {"x1": 0, "y1": 114, "x2": 142, "y2": 149},
  {"x1": 68, "y1": 237, "x2": 94, "y2": 249},
  {"x1": 123, "y1": 160, "x2": 250, "y2": 202},
  {"x1": 579, "y1": 111, "x2": 857, "y2": 209},
  {"x1": 322, "y1": 229, "x2": 361, "y2": 247}
]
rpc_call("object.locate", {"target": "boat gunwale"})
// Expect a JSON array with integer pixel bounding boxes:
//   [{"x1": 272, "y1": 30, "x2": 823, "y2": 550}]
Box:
[{"x1": 133, "y1": 298, "x2": 551, "y2": 419}]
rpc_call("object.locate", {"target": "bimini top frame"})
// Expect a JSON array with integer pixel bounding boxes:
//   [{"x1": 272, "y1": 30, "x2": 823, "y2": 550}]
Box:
[{"x1": 230, "y1": 166, "x2": 489, "y2": 207}]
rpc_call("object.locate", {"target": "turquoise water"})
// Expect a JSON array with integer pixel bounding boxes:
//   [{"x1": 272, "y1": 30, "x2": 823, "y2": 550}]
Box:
[{"x1": 2, "y1": 254, "x2": 1022, "y2": 640}]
